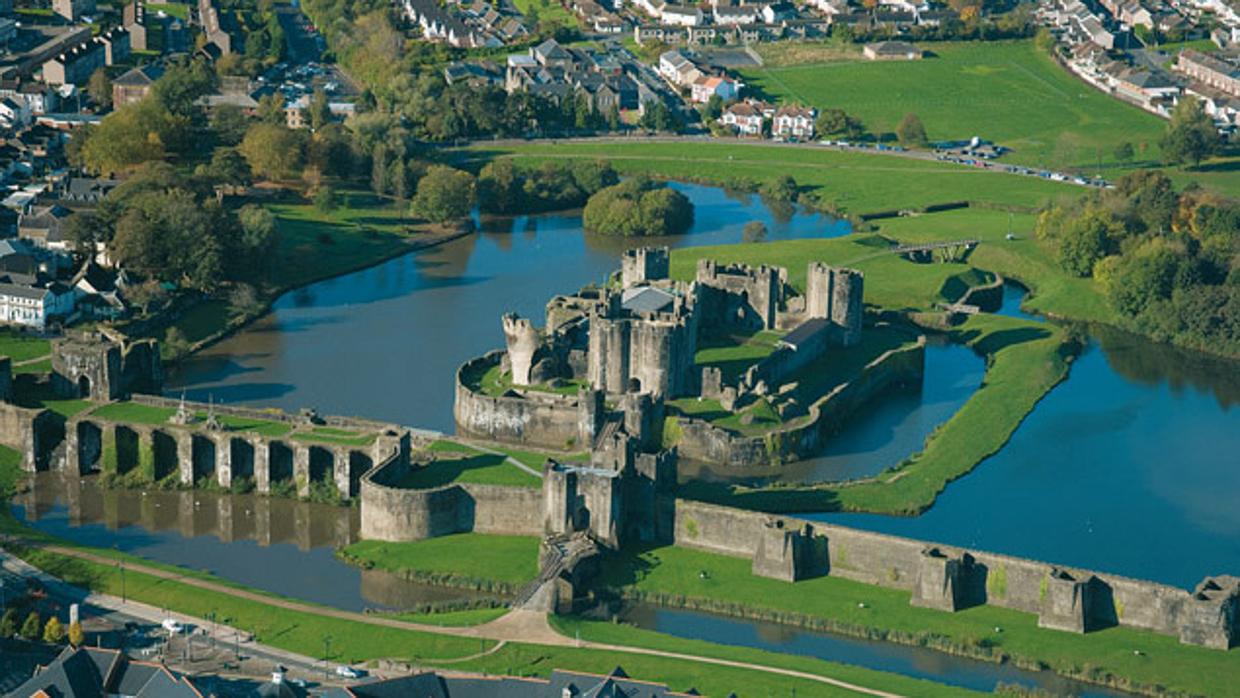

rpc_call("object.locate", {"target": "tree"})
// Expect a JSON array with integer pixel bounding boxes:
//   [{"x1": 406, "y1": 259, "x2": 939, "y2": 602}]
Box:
[
  {"x1": 1057, "y1": 207, "x2": 1122, "y2": 276},
  {"x1": 196, "y1": 147, "x2": 252, "y2": 187},
  {"x1": 67, "y1": 620, "x2": 85, "y2": 646},
  {"x1": 20, "y1": 612, "x2": 40, "y2": 641},
  {"x1": 0, "y1": 609, "x2": 18, "y2": 637},
  {"x1": 1114, "y1": 141, "x2": 1135, "y2": 165},
  {"x1": 87, "y1": 68, "x2": 112, "y2": 110},
  {"x1": 896, "y1": 112, "x2": 928, "y2": 148},
  {"x1": 1160, "y1": 97, "x2": 1220, "y2": 167},
  {"x1": 411, "y1": 165, "x2": 476, "y2": 223},
  {"x1": 308, "y1": 88, "x2": 331, "y2": 131},
  {"x1": 815, "y1": 108, "x2": 864, "y2": 139},
  {"x1": 210, "y1": 104, "x2": 251, "y2": 146},
  {"x1": 314, "y1": 185, "x2": 337, "y2": 213},
  {"x1": 152, "y1": 57, "x2": 217, "y2": 117},
  {"x1": 761, "y1": 175, "x2": 798, "y2": 202},
  {"x1": 704, "y1": 94, "x2": 724, "y2": 121},
  {"x1": 742, "y1": 221, "x2": 768, "y2": 243},
  {"x1": 78, "y1": 99, "x2": 189, "y2": 175},
  {"x1": 257, "y1": 92, "x2": 286, "y2": 125},
  {"x1": 582, "y1": 179, "x2": 694, "y2": 237},
  {"x1": 43, "y1": 617, "x2": 64, "y2": 644},
  {"x1": 239, "y1": 123, "x2": 305, "y2": 180},
  {"x1": 1034, "y1": 26, "x2": 1055, "y2": 53}
]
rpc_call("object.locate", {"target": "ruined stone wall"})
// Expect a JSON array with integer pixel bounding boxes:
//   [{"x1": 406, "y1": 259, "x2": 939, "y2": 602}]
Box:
[
  {"x1": 454, "y1": 354, "x2": 594, "y2": 450},
  {"x1": 673, "y1": 500, "x2": 1195, "y2": 640},
  {"x1": 676, "y1": 342, "x2": 925, "y2": 468},
  {"x1": 0, "y1": 402, "x2": 50, "y2": 472},
  {"x1": 695, "y1": 260, "x2": 782, "y2": 331},
  {"x1": 359, "y1": 456, "x2": 542, "y2": 542},
  {"x1": 621, "y1": 247, "x2": 670, "y2": 287}
]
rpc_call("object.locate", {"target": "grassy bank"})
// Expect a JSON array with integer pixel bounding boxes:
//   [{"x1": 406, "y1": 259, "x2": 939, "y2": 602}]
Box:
[
  {"x1": 596, "y1": 545, "x2": 1239, "y2": 697},
  {"x1": 7, "y1": 539, "x2": 983, "y2": 697},
  {"x1": 338, "y1": 534, "x2": 541, "y2": 590},
  {"x1": 460, "y1": 140, "x2": 1079, "y2": 215}
]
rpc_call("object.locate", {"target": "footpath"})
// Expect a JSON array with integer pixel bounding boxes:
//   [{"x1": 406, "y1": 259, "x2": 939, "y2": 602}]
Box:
[{"x1": 6, "y1": 545, "x2": 910, "y2": 697}]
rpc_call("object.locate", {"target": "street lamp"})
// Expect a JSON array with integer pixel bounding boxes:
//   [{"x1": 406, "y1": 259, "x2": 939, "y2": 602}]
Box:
[{"x1": 323, "y1": 635, "x2": 332, "y2": 678}]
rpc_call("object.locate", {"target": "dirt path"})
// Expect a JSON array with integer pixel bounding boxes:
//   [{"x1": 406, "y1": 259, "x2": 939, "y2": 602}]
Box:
[{"x1": 37, "y1": 545, "x2": 908, "y2": 697}]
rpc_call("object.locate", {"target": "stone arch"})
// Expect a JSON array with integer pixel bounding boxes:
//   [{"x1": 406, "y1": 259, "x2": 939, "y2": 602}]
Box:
[
  {"x1": 347, "y1": 451, "x2": 372, "y2": 498},
  {"x1": 192, "y1": 435, "x2": 216, "y2": 483},
  {"x1": 269, "y1": 441, "x2": 294, "y2": 486},
  {"x1": 308, "y1": 446, "x2": 334, "y2": 484},
  {"x1": 230, "y1": 438, "x2": 255, "y2": 481},
  {"x1": 113, "y1": 426, "x2": 139, "y2": 476},
  {"x1": 76, "y1": 421, "x2": 102, "y2": 474},
  {"x1": 151, "y1": 430, "x2": 178, "y2": 481},
  {"x1": 77, "y1": 375, "x2": 91, "y2": 398}
]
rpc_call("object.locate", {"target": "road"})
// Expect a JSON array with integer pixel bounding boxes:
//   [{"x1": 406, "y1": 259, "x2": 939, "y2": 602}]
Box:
[{"x1": 7, "y1": 545, "x2": 912, "y2": 698}]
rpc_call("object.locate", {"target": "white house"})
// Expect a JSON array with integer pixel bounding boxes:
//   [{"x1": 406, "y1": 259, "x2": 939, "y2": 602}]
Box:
[
  {"x1": 772, "y1": 104, "x2": 816, "y2": 139},
  {"x1": 762, "y1": 1, "x2": 796, "y2": 23},
  {"x1": 660, "y1": 5, "x2": 703, "y2": 25},
  {"x1": 0, "y1": 282, "x2": 74, "y2": 329},
  {"x1": 690, "y1": 75, "x2": 740, "y2": 103},
  {"x1": 713, "y1": 5, "x2": 760, "y2": 24},
  {"x1": 719, "y1": 100, "x2": 770, "y2": 135},
  {"x1": 659, "y1": 49, "x2": 701, "y2": 86}
]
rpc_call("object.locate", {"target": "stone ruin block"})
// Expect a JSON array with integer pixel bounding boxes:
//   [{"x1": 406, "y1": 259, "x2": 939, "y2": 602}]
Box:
[
  {"x1": 1180, "y1": 576, "x2": 1240, "y2": 650},
  {"x1": 1038, "y1": 568, "x2": 1098, "y2": 633},
  {"x1": 502, "y1": 313, "x2": 541, "y2": 386},
  {"x1": 719, "y1": 386, "x2": 738, "y2": 411},
  {"x1": 911, "y1": 547, "x2": 971, "y2": 612},
  {"x1": 621, "y1": 246, "x2": 670, "y2": 288},
  {"x1": 700, "y1": 366, "x2": 723, "y2": 399},
  {"x1": 752, "y1": 519, "x2": 827, "y2": 582}
]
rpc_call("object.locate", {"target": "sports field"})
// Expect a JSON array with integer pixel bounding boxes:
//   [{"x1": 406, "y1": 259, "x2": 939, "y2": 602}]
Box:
[{"x1": 741, "y1": 40, "x2": 1167, "y2": 171}]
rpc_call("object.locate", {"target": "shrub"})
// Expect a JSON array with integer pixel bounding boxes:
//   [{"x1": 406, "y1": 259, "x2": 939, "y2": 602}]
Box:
[{"x1": 582, "y1": 179, "x2": 694, "y2": 237}]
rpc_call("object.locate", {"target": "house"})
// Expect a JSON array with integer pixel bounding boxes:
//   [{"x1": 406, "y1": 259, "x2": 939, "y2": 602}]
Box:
[
  {"x1": 112, "y1": 64, "x2": 164, "y2": 108},
  {"x1": 9, "y1": 646, "x2": 201, "y2": 696},
  {"x1": 443, "y1": 60, "x2": 504, "y2": 87},
  {"x1": 713, "y1": 5, "x2": 760, "y2": 24},
  {"x1": 1111, "y1": 67, "x2": 1181, "y2": 104},
  {"x1": 0, "y1": 17, "x2": 18, "y2": 49},
  {"x1": 73, "y1": 261, "x2": 130, "y2": 318},
  {"x1": 1076, "y1": 15, "x2": 1115, "y2": 49},
  {"x1": 42, "y1": 40, "x2": 107, "y2": 86},
  {"x1": 659, "y1": 49, "x2": 700, "y2": 86},
  {"x1": 762, "y1": 2, "x2": 797, "y2": 23},
  {"x1": 719, "y1": 99, "x2": 771, "y2": 135},
  {"x1": 0, "y1": 279, "x2": 74, "y2": 328},
  {"x1": 1176, "y1": 49, "x2": 1240, "y2": 98},
  {"x1": 318, "y1": 666, "x2": 695, "y2": 698},
  {"x1": 690, "y1": 74, "x2": 739, "y2": 103},
  {"x1": 52, "y1": 0, "x2": 96, "y2": 21},
  {"x1": 863, "y1": 41, "x2": 921, "y2": 60},
  {"x1": 772, "y1": 104, "x2": 815, "y2": 139},
  {"x1": 0, "y1": 97, "x2": 31, "y2": 128},
  {"x1": 98, "y1": 27, "x2": 132, "y2": 66},
  {"x1": 661, "y1": 5, "x2": 704, "y2": 26},
  {"x1": 19, "y1": 204, "x2": 73, "y2": 250},
  {"x1": 532, "y1": 38, "x2": 574, "y2": 69},
  {"x1": 63, "y1": 177, "x2": 119, "y2": 203}
]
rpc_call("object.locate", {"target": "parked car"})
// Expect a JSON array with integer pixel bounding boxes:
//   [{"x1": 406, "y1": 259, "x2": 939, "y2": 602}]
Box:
[{"x1": 335, "y1": 666, "x2": 361, "y2": 679}]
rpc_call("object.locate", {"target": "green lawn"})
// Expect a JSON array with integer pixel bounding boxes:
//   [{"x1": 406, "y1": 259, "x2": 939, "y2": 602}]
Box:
[
  {"x1": 156, "y1": 299, "x2": 234, "y2": 359},
  {"x1": 290, "y1": 427, "x2": 376, "y2": 447},
  {"x1": 511, "y1": 0, "x2": 576, "y2": 28},
  {"x1": 597, "y1": 545, "x2": 1240, "y2": 697},
  {"x1": 200, "y1": 413, "x2": 293, "y2": 437},
  {"x1": 340, "y1": 533, "x2": 541, "y2": 587},
  {"x1": 740, "y1": 40, "x2": 1166, "y2": 172},
  {"x1": 13, "y1": 358, "x2": 52, "y2": 374},
  {"x1": 461, "y1": 141, "x2": 1080, "y2": 216},
  {"x1": 693, "y1": 328, "x2": 783, "y2": 385},
  {"x1": 89, "y1": 402, "x2": 177, "y2": 425},
  {"x1": 471, "y1": 363, "x2": 589, "y2": 398},
  {"x1": 267, "y1": 188, "x2": 418, "y2": 291},
  {"x1": 146, "y1": 2, "x2": 189, "y2": 19},
  {"x1": 0, "y1": 333, "x2": 51, "y2": 363},
  {"x1": 398, "y1": 441, "x2": 541, "y2": 489}
]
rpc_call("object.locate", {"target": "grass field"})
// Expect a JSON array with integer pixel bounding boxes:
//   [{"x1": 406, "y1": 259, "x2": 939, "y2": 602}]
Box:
[
  {"x1": 398, "y1": 440, "x2": 542, "y2": 488},
  {"x1": 340, "y1": 533, "x2": 541, "y2": 587},
  {"x1": 597, "y1": 545, "x2": 1240, "y2": 697},
  {"x1": 462, "y1": 141, "x2": 1080, "y2": 215},
  {"x1": 511, "y1": 0, "x2": 576, "y2": 28},
  {"x1": 741, "y1": 40, "x2": 1167, "y2": 171},
  {"x1": 89, "y1": 402, "x2": 177, "y2": 425},
  {"x1": 0, "y1": 333, "x2": 51, "y2": 363}
]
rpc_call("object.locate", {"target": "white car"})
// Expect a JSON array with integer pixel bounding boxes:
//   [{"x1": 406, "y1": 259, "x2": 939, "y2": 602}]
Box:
[
  {"x1": 335, "y1": 665, "x2": 361, "y2": 679},
  {"x1": 160, "y1": 619, "x2": 183, "y2": 633}
]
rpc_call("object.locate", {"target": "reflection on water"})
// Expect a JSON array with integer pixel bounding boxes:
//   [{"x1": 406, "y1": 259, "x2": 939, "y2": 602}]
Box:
[
  {"x1": 167, "y1": 183, "x2": 850, "y2": 433},
  {"x1": 622, "y1": 605, "x2": 1129, "y2": 697},
  {"x1": 10, "y1": 473, "x2": 496, "y2": 612},
  {"x1": 813, "y1": 310, "x2": 1240, "y2": 588}
]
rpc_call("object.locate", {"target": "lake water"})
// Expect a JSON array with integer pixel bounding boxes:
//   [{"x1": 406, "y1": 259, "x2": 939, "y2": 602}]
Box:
[
  {"x1": 10, "y1": 473, "x2": 497, "y2": 612},
  {"x1": 622, "y1": 604, "x2": 1129, "y2": 697}
]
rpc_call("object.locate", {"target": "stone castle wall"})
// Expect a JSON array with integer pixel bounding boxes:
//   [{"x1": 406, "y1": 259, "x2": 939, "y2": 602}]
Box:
[
  {"x1": 359, "y1": 456, "x2": 542, "y2": 543},
  {"x1": 673, "y1": 500, "x2": 1195, "y2": 639},
  {"x1": 676, "y1": 341, "x2": 925, "y2": 468},
  {"x1": 454, "y1": 352, "x2": 596, "y2": 450}
]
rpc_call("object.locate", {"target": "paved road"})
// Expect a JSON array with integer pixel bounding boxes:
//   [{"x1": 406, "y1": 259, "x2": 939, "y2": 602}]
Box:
[{"x1": 15, "y1": 545, "x2": 911, "y2": 697}]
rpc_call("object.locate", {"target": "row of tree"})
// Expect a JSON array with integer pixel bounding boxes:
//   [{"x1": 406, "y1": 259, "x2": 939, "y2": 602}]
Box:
[
  {"x1": 478, "y1": 160, "x2": 619, "y2": 214},
  {"x1": 1036, "y1": 170, "x2": 1239, "y2": 356},
  {"x1": 1, "y1": 608, "x2": 84, "y2": 646}
]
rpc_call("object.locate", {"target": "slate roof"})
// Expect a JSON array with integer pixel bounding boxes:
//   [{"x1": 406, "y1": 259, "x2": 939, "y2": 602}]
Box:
[
  {"x1": 8, "y1": 647, "x2": 202, "y2": 697},
  {"x1": 780, "y1": 317, "x2": 829, "y2": 350},
  {"x1": 621, "y1": 286, "x2": 675, "y2": 313},
  {"x1": 113, "y1": 63, "x2": 164, "y2": 87},
  {"x1": 326, "y1": 667, "x2": 694, "y2": 697}
]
